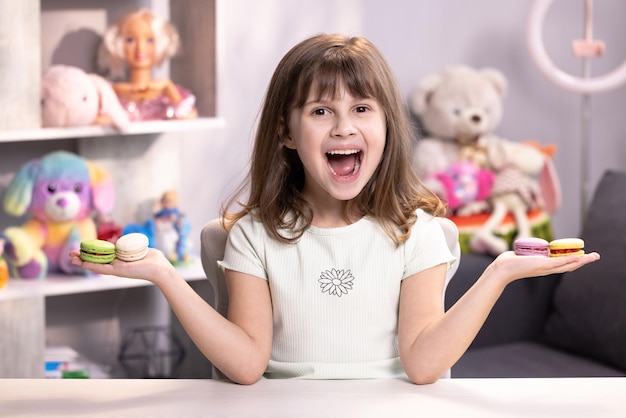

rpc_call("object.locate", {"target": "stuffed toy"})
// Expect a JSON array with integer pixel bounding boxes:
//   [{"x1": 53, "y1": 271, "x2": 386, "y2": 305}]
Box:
[
  {"x1": 410, "y1": 65, "x2": 561, "y2": 255},
  {"x1": 0, "y1": 238, "x2": 8, "y2": 289},
  {"x1": 0, "y1": 151, "x2": 115, "y2": 279},
  {"x1": 432, "y1": 161, "x2": 495, "y2": 212},
  {"x1": 41, "y1": 65, "x2": 129, "y2": 130}
]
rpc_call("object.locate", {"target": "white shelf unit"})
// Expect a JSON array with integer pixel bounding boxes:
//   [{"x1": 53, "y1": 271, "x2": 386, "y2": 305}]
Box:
[
  {"x1": 0, "y1": 259, "x2": 206, "y2": 301},
  {"x1": 0, "y1": 118, "x2": 225, "y2": 143},
  {"x1": 0, "y1": 261, "x2": 207, "y2": 378},
  {"x1": 0, "y1": 0, "x2": 218, "y2": 378}
]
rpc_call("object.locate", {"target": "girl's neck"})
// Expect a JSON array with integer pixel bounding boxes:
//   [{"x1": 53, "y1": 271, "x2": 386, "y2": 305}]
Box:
[
  {"x1": 307, "y1": 199, "x2": 361, "y2": 228},
  {"x1": 311, "y1": 213, "x2": 351, "y2": 228}
]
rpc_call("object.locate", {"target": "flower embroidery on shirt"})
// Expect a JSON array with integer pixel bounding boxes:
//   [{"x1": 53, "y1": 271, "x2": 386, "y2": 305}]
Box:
[{"x1": 319, "y1": 268, "x2": 354, "y2": 297}]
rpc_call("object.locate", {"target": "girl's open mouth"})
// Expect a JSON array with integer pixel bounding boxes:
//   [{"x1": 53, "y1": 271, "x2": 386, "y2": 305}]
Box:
[{"x1": 326, "y1": 149, "x2": 362, "y2": 178}]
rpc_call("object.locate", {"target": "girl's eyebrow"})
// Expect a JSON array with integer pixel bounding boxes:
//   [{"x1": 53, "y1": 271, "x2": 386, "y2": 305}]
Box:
[
  {"x1": 304, "y1": 95, "x2": 374, "y2": 106},
  {"x1": 302, "y1": 98, "x2": 331, "y2": 107}
]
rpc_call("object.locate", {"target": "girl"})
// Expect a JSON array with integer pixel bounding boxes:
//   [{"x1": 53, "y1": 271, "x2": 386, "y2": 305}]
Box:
[
  {"x1": 98, "y1": 8, "x2": 197, "y2": 121},
  {"x1": 71, "y1": 33, "x2": 599, "y2": 385}
]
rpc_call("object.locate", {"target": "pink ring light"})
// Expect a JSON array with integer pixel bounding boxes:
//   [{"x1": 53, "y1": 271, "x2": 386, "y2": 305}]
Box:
[{"x1": 527, "y1": 0, "x2": 626, "y2": 94}]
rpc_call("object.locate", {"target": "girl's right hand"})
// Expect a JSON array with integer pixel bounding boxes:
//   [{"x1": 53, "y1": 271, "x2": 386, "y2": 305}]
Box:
[{"x1": 69, "y1": 248, "x2": 175, "y2": 284}]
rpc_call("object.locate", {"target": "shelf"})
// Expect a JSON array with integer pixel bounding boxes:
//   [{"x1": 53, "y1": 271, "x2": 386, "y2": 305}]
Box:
[
  {"x1": 0, "y1": 117, "x2": 225, "y2": 143},
  {"x1": 0, "y1": 257, "x2": 206, "y2": 301},
  {"x1": 0, "y1": 0, "x2": 219, "y2": 378}
]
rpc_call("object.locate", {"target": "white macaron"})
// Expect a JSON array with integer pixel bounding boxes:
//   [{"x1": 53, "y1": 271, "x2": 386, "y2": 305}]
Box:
[{"x1": 115, "y1": 233, "x2": 149, "y2": 262}]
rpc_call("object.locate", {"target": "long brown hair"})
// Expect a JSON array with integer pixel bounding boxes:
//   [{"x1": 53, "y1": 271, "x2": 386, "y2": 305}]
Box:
[{"x1": 222, "y1": 33, "x2": 444, "y2": 245}]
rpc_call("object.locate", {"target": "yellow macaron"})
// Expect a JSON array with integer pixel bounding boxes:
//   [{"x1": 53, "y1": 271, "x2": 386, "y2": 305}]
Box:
[{"x1": 549, "y1": 238, "x2": 585, "y2": 257}]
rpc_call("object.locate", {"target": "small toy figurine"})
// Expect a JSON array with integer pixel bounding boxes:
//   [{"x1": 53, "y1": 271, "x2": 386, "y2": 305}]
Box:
[
  {"x1": 153, "y1": 190, "x2": 191, "y2": 264},
  {"x1": 98, "y1": 8, "x2": 197, "y2": 121},
  {"x1": 122, "y1": 190, "x2": 191, "y2": 264},
  {"x1": 431, "y1": 161, "x2": 494, "y2": 213},
  {"x1": 95, "y1": 212, "x2": 123, "y2": 243}
]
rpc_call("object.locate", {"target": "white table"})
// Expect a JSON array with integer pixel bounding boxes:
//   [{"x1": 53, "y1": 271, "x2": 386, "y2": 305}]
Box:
[{"x1": 1, "y1": 377, "x2": 624, "y2": 417}]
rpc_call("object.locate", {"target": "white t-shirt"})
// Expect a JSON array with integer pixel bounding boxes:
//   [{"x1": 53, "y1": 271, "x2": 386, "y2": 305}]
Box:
[{"x1": 219, "y1": 209, "x2": 457, "y2": 379}]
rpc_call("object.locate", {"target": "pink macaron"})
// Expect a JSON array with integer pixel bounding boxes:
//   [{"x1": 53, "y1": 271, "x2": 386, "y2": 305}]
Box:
[{"x1": 513, "y1": 237, "x2": 549, "y2": 256}]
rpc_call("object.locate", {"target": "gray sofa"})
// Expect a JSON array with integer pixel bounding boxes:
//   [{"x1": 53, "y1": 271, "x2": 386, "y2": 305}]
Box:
[{"x1": 446, "y1": 170, "x2": 626, "y2": 378}]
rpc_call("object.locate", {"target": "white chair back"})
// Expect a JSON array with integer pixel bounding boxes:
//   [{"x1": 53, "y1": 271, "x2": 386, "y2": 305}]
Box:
[
  {"x1": 200, "y1": 218, "x2": 229, "y2": 379},
  {"x1": 200, "y1": 218, "x2": 229, "y2": 317}
]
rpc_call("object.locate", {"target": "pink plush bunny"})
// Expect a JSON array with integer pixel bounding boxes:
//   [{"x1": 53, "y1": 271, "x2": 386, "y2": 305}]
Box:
[{"x1": 41, "y1": 65, "x2": 129, "y2": 130}]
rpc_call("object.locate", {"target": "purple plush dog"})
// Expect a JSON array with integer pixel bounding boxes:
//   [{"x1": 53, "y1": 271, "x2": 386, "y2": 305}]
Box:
[{"x1": 1, "y1": 151, "x2": 115, "y2": 279}]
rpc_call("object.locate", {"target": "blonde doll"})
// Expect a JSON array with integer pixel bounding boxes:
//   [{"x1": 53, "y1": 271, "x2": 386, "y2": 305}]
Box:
[{"x1": 98, "y1": 8, "x2": 197, "y2": 121}]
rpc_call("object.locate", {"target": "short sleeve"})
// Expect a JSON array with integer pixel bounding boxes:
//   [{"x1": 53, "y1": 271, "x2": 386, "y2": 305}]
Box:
[
  {"x1": 218, "y1": 215, "x2": 268, "y2": 280},
  {"x1": 402, "y1": 210, "x2": 457, "y2": 280}
]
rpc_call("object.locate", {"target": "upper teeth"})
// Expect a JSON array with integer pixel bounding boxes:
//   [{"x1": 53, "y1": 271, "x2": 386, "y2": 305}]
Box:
[{"x1": 327, "y1": 149, "x2": 359, "y2": 155}]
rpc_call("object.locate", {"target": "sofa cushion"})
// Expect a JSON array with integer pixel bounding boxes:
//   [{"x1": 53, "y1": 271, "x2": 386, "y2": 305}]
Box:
[
  {"x1": 543, "y1": 170, "x2": 626, "y2": 371},
  {"x1": 452, "y1": 342, "x2": 626, "y2": 378},
  {"x1": 446, "y1": 254, "x2": 560, "y2": 348}
]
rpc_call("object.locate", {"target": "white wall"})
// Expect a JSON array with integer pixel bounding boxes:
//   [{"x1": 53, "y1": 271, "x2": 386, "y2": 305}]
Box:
[{"x1": 180, "y1": 0, "x2": 626, "y2": 249}]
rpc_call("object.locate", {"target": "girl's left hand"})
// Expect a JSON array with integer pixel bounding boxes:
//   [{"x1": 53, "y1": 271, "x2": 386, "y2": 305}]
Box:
[{"x1": 490, "y1": 250, "x2": 600, "y2": 283}]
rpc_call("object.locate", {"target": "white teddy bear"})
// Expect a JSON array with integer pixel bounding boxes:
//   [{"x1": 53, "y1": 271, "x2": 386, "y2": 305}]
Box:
[{"x1": 410, "y1": 65, "x2": 561, "y2": 255}]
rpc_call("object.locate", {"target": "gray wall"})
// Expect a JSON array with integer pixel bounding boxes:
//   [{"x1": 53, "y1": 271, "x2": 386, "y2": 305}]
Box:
[{"x1": 180, "y1": 0, "x2": 626, "y2": 246}]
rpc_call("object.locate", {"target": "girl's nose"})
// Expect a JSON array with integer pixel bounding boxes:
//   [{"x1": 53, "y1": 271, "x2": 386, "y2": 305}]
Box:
[{"x1": 331, "y1": 114, "x2": 357, "y2": 138}]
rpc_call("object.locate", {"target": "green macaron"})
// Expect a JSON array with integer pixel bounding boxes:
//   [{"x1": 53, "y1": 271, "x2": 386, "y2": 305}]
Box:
[{"x1": 79, "y1": 239, "x2": 116, "y2": 264}]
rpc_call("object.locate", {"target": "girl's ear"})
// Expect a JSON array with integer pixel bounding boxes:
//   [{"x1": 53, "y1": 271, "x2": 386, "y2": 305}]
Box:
[
  {"x1": 283, "y1": 136, "x2": 296, "y2": 150},
  {"x1": 279, "y1": 119, "x2": 296, "y2": 149}
]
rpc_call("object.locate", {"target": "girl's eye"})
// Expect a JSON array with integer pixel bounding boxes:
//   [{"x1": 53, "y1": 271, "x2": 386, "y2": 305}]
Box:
[
  {"x1": 125, "y1": 37, "x2": 135, "y2": 44},
  {"x1": 355, "y1": 106, "x2": 369, "y2": 113},
  {"x1": 313, "y1": 108, "x2": 328, "y2": 116},
  {"x1": 147, "y1": 37, "x2": 155, "y2": 44}
]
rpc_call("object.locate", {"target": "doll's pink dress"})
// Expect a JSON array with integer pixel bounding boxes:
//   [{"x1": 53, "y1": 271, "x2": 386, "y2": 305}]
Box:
[{"x1": 118, "y1": 85, "x2": 196, "y2": 121}]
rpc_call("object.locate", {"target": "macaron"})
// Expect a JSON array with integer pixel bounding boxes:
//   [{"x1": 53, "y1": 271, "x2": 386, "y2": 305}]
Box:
[
  {"x1": 549, "y1": 238, "x2": 585, "y2": 257},
  {"x1": 79, "y1": 239, "x2": 116, "y2": 264},
  {"x1": 514, "y1": 237, "x2": 549, "y2": 256},
  {"x1": 115, "y1": 233, "x2": 149, "y2": 262}
]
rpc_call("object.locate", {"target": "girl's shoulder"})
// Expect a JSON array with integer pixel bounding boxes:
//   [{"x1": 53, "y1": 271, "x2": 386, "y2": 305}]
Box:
[
  {"x1": 231, "y1": 211, "x2": 263, "y2": 233},
  {"x1": 415, "y1": 208, "x2": 433, "y2": 223},
  {"x1": 409, "y1": 209, "x2": 438, "y2": 231},
  {"x1": 409, "y1": 209, "x2": 458, "y2": 246},
  {"x1": 410, "y1": 210, "x2": 460, "y2": 270},
  {"x1": 230, "y1": 211, "x2": 281, "y2": 242}
]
